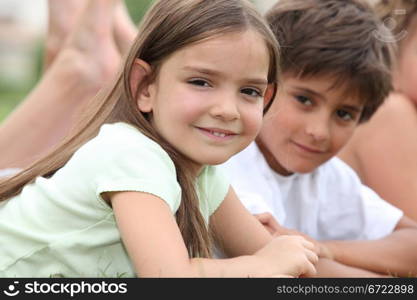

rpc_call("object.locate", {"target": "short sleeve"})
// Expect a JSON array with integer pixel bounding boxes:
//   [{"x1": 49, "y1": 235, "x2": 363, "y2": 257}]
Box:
[
  {"x1": 318, "y1": 158, "x2": 403, "y2": 240},
  {"x1": 210, "y1": 166, "x2": 230, "y2": 215},
  {"x1": 197, "y1": 166, "x2": 230, "y2": 219},
  {"x1": 360, "y1": 185, "x2": 403, "y2": 239},
  {"x1": 73, "y1": 123, "x2": 182, "y2": 213}
]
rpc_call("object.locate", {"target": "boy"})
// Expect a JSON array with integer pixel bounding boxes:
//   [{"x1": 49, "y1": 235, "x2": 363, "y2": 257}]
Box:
[{"x1": 222, "y1": 0, "x2": 417, "y2": 277}]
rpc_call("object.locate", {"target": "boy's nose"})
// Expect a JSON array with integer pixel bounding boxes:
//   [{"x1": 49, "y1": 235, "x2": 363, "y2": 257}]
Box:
[{"x1": 304, "y1": 117, "x2": 330, "y2": 142}]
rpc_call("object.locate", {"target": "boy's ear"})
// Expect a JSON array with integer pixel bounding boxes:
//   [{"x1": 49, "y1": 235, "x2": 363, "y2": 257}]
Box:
[
  {"x1": 130, "y1": 58, "x2": 153, "y2": 113},
  {"x1": 264, "y1": 84, "x2": 276, "y2": 108}
]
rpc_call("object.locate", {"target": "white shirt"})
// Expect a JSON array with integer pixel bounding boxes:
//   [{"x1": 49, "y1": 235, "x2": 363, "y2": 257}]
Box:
[{"x1": 221, "y1": 142, "x2": 403, "y2": 241}]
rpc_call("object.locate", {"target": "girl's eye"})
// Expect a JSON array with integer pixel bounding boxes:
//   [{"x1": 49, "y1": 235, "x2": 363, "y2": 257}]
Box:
[
  {"x1": 241, "y1": 88, "x2": 262, "y2": 98},
  {"x1": 188, "y1": 79, "x2": 210, "y2": 87},
  {"x1": 295, "y1": 95, "x2": 313, "y2": 106},
  {"x1": 336, "y1": 109, "x2": 354, "y2": 121}
]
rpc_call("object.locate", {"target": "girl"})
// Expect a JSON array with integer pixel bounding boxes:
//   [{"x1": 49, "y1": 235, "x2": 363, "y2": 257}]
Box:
[{"x1": 0, "y1": 0, "x2": 317, "y2": 277}]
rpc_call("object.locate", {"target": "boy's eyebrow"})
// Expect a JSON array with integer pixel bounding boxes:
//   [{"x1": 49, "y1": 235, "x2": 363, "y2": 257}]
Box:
[
  {"x1": 294, "y1": 87, "x2": 362, "y2": 112},
  {"x1": 182, "y1": 66, "x2": 268, "y2": 85},
  {"x1": 294, "y1": 87, "x2": 326, "y2": 101},
  {"x1": 340, "y1": 104, "x2": 362, "y2": 113}
]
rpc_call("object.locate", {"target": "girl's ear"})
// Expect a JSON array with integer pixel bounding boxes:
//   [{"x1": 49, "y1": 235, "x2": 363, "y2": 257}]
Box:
[{"x1": 130, "y1": 58, "x2": 154, "y2": 113}]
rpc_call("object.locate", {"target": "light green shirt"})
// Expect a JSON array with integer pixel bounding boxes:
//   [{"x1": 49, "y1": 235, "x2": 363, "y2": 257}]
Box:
[{"x1": 0, "y1": 122, "x2": 229, "y2": 277}]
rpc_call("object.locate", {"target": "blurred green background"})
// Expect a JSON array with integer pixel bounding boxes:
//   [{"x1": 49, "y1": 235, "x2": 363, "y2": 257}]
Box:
[
  {"x1": 0, "y1": 0, "x2": 153, "y2": 123},
  {"x1": 0, "y1": 0, "x2": 266, "y2": 123}
]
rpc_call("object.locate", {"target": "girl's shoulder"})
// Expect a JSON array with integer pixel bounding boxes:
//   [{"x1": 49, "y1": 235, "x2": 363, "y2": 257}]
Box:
[
  {"x1": 87, "y1": 122, "x2": 169, "y2": 156},
  {"x1": 72, "y1": 122, "x2": 177, "y2": 175},
  {"x1": 94, "y1": 122, "x2": 160, "y2": 148}
]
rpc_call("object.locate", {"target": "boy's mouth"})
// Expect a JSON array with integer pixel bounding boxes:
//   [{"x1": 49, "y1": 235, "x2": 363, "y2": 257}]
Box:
[{"x1": 292, "y1": 141, "x2": 325, "y2": 154}]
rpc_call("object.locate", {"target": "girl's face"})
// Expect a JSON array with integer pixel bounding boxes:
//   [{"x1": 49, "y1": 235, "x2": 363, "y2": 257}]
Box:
[
  {"x1": 139, "y1": 30, "x2": 271, "y2": 172},
  {"x1": 395, "y1": 17, "x2": 417, "y2": 104},
  {"x1": 257, "y1": 74, "x2": 363, "y2": 176}
]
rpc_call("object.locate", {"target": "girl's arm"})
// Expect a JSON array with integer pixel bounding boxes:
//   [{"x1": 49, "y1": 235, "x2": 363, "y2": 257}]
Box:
[
  {"x1": 208, "y1": 187, "x2": 318, "y2": 276},
  {"x1": 110, "y1": 189, "x2": 317, "y2": 277}
]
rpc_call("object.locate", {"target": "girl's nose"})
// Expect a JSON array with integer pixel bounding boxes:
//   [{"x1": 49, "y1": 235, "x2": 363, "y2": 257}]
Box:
[{"x1": 209, "y1": 94, "x2": 240, "y2": 121}]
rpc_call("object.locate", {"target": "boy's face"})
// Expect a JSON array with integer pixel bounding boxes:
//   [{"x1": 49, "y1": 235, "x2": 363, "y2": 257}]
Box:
[{"x1": 257, "y1": 74, "x2": 363, "y2": 175}]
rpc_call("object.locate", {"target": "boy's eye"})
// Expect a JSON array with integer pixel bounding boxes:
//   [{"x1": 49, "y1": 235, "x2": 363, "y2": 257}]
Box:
[
  {"x1": 241, "y1": 88, "x2": 262, "y2": 98},
  {"x1": 295, "y1": 95, "x2": 313, "y2": 106},
  {"x1": 336, "y1": 109, "x2": 354, "y2": 121},
  {"x1": 188, "y1": 79, "x2": 210, "y2": 87}
]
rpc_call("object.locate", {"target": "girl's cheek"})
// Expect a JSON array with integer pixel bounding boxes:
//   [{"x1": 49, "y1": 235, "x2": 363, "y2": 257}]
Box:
[{"x1": 252, "y1": 111, "x2": 265, "y2": 135}]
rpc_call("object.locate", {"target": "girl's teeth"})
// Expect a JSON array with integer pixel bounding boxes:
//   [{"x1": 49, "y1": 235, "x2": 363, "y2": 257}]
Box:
[{"x1": 212, "y1": 131, "x2": 227, "y2": 137}]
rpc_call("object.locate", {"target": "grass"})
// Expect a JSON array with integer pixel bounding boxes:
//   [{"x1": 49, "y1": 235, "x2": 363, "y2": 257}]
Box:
[{"x1": 0, "y1": 91, "x2": 27, "y2": 123}]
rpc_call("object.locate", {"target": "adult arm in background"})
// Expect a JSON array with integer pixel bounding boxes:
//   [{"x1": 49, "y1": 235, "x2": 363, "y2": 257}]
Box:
[
  {"x1": 339, "y1": 93, "x2": 417, "y2": 222},
  {"x1": 0, "y1": 0, "x2": 136, "y2": 169}
]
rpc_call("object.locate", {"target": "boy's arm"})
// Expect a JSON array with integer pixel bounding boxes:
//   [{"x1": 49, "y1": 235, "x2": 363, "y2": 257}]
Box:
[
  {"x1": 312, "y1": 259, "x2": 390, "y2": 278},
  {"x1": 255, "y1": 212, "x2": 410, "y2": 277},
  {"x1": 322, "y1": 216, "x2": 417, "y2": 277}
]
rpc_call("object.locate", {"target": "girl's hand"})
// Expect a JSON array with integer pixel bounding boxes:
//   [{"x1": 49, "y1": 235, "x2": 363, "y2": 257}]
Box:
[
  {"x1": 272, "y1": 231, "x2": 333, "y2": 260},
  {"x1": 254, "y1": 235, "x2": 318, "y2": 277},
  {"x1": 255, "y1": 212, "x2": 333, "y2": 259}
]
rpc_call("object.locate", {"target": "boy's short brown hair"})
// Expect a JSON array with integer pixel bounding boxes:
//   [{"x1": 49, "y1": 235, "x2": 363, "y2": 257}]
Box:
[{"x1": 266, "y1": 0, "x2": 396, "y2": 122}]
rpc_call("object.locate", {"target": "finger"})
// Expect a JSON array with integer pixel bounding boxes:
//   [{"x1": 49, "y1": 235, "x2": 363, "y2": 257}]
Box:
[
  {"x1": 272, "y1": 231, "x2": 281, "y2": 238},
  {"x1": 305, "y1": 249, "x2": 319, "y2": 264},
  {"x1": 264, "y1": 224, "x2": 276, "y2": 235},
  {"x1": 254, "y1": 212, "x2": 273, "y2": 224},
  {"x1": 302, "y1": 261, "x2": 317, "y2": 278},
  {"x1": 301, "y1": 239, "x2": 316, "y2": 251}
]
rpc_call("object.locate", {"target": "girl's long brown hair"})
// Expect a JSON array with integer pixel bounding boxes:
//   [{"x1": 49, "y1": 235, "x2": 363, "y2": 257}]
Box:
[{"x1": 0, "y1": 0, "x2": 280, "y2": 258}]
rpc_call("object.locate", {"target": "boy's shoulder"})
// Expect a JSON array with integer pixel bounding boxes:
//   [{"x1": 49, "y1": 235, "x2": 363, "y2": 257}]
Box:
[{"x1": 312, "y1": 157, "x2": 362, "y2": 188}]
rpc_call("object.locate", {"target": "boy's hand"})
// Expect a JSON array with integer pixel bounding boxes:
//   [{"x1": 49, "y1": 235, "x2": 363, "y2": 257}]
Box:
[
  {"x1": 254, "y1": 212, "x2": 333, "y2": 259},
  {"x1": 254, "y1": 212, "x2": 283, "y2": 234}
]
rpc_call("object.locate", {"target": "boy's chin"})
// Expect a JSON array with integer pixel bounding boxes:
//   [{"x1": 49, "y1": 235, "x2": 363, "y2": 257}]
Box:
[{"x1": 284, "y1": 162, "x2": 322, "y2": 175}]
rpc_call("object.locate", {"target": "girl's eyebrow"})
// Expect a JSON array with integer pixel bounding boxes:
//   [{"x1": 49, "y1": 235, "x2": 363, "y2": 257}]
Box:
[
  {"x1": 182, "y1": 66, "x2": 268, "y2": 85},
  {"x1": 183, "y1": 66, "x2": 218, "y2": 75}
]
